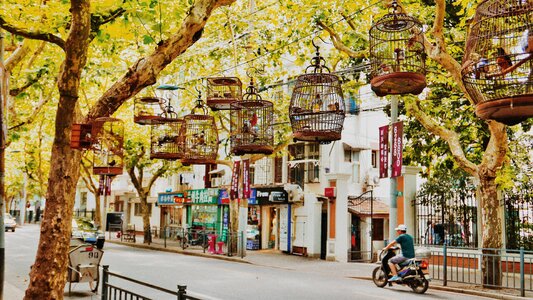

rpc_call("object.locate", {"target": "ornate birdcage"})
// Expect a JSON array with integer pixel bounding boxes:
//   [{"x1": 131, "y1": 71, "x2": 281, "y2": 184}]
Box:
[
  {"x1": 181, "y1": 93, "x2": 219, "y2": 165},
  {"x1": 369, "y1": 1, "x2": 426, "y2": 97},
  {"x1": 462, "y1": 0, "x2": 533, "y2": 125},
  {"x1": 150, "y1": 106, "x2": 185, "y2": 161},
  {"x1": 134, "y1": 97, "x2": 166, "y2": 125},
  {"x1": 206, "y1": 77, "x2": 243, "y2": 110},
  {"x1": 230, "y1": 78, "x2": 274, "y2": 156},
  {"x1": 289, "y1": 42, "x2": 345, "y2": 143},
  {"x1": 92, "y1": 117, "x2": 124, "y2": 175}
]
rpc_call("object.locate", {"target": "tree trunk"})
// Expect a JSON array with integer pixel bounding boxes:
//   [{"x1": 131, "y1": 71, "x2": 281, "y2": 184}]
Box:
[
  {"x1": 478, "y1": 170, "x2": 502, "y2": 287},
  {"x1": 140, "y1": 194, "x2": 152, "y2": 244},
  {"x1": 229, "y1": 199, "x2": 239, "y2": 255}
]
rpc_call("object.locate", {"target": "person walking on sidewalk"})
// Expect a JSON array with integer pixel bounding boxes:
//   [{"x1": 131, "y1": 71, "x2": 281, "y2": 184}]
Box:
[{"x1": 383, "y1": 224, "x2": 415, "y2": 282}]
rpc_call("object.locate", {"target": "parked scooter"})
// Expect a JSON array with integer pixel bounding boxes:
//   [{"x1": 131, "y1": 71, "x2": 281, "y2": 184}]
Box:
[{"x1": 372, "y1": 246, "x2": 430, "y2": 294}]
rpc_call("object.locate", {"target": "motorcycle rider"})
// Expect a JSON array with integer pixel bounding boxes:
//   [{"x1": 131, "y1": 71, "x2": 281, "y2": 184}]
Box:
[{"x1": 383, "y1": 224, "x2": 415, "y2": 282}]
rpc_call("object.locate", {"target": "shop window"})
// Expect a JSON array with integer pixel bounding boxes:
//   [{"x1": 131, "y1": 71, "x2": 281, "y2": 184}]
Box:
[
  {"x1": 191, "y1": 205, "x2": 217, "y2": 229},
  {"x1": 134, "y1": 203, "x2": 152, "y2": 216},
  {"x1": 372, "y1": 219, "x2": 384, "y2": 240}
]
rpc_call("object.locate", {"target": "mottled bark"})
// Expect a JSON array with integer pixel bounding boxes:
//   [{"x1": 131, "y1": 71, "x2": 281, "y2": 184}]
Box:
[{"x1": 25, "y1": 0, "x2": 91, "y2": 298}]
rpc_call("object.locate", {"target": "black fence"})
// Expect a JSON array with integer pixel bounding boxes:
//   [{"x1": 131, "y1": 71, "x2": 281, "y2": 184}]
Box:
[
  {"x1": 74, "y1": 209, "x2": 96, "y2": 221},
  {"x1": 101, "y1": 265, "x2": 202, "y2": 300},
  {"x1": 504, "y1": 190, "x2": 533, "y2": 251}
]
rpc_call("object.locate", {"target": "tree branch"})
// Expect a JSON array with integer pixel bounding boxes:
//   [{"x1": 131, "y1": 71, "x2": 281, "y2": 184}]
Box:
[
  {"x1": 316, "y1": 20, "x2": 367, "y2": 59},
  {"x1": 10, "y1": 71, "x2": 46, "y2": 97},
  {"x1": 4, "y1": 40, "x2": 33, "y2": 72},
  {"x1": 89, "y1": 8, "x2": 127, "y2": 40},
  {"x1": 146, "y1": 163, "x2": 168, "y2": 191},
  {"x1": 404, "y1": 97, "x2": 478, "y2": 175},
  {"x1": 0, "y1": 16, "x2": 66, "y2": 50},
  {"x1": 9, "y1": 82, "x2": 55, "y2": 130}
]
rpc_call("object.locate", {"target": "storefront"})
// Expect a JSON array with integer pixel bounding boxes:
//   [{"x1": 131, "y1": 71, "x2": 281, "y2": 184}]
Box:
[
  {"x1": 186, "y1": 188, "x2": 229, "y2": 242},
  {"x1": 157, "y1": 192, "x2": 186, "y2": 229},
  {"x1": 250, "y1": 187, "x2": 291, "y2": 252}
]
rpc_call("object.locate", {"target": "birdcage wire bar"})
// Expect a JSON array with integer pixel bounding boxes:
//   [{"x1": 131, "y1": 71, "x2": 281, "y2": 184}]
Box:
[
  {"x1": 206, "y1": 77, "x2": 243, "y2": 110},
  {"x1": 290, "y1": 73, "x2": 345, "y2": 142},
  {"x1": 369, "y1": 5, "x2": 426, "y2": 97},
  {"x1": 462, "y1": 0, "x2": 533, "y2": 125},
  {"x1": 92, "y1": 117, "x2": 124, "y2": 175},
  {"x1": 150, "y1": 118, "x2": 185, "y2": 160},
  {"x1": 134, "y1": 97, "x2": 167, "y2": 125},
  {"x1": 230, "y1": 99, "x2": 274, "y2": 155},
  {"x1": 181, "y1": 114, "x2": 219, "y2": 165}
]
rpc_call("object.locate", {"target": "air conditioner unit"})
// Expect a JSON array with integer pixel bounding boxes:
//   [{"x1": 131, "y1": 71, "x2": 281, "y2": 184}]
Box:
[{"x1": 365, "y1": 171, "x2": 380, "y2": 187}]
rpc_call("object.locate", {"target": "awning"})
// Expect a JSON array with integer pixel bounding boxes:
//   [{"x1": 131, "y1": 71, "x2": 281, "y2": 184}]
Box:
[
  {"x1": 342, "y1": 135, "x2": 371, "y2": 150},
  {"x1": 208, "y1": 168, "x2": 226, "y2": 175},
  {"x1": 347, "y1": 197, "x2": 389, "y2": 217}
]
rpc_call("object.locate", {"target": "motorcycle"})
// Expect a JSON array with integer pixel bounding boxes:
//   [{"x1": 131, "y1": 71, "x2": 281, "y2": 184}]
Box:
[{"x1": 372, "y1": 246, "x2": 430, "y2": 294}]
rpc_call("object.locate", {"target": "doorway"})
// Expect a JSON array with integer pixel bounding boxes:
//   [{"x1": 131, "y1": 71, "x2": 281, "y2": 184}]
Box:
[{"x1": 350, "y1": 214, "x2": 362, "y2": 261}]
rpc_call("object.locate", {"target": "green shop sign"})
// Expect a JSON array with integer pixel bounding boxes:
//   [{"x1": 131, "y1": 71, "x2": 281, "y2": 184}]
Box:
[{"x1": 187, "y1": 188, "x2": 219, "y2": 204}]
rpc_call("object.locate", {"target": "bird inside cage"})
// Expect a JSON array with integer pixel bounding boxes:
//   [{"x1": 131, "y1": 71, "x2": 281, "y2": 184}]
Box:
[{"x1": 496, "y1": 47, "x2": 513, "y2": 73}]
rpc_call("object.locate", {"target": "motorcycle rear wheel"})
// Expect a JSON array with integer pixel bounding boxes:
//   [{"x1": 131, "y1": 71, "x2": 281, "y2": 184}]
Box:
[
  {"x1": 372, "y1": 267, "x2": 388, "y2": 287},
  {"x1": 410, "y1": 277, "x2": 429, "y2": 294}
]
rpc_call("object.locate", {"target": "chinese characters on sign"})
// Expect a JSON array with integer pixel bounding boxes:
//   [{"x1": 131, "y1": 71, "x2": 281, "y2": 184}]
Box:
[
  {"x1": 391, "y1": 121, "x2": 403, "y2": 178},
  {"x1": 379, "y1": 125, "x2": 389, "y2": 178},
  {"x1": 242, "y1": 159, "x2": 250, "y2": 198},
  {"x1": 230, "y1": 161, "x2": 240, "y2": 199}
]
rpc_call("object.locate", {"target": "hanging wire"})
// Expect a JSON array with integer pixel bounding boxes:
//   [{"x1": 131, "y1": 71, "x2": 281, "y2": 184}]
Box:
[{"x1": 176, "y1": 0, "x2": 381, "y2": 86}]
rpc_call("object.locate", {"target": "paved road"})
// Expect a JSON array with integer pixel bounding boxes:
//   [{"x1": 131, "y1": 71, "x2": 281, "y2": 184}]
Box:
[{"x1": 4, "y1": 224, "x2": 493, "y2": 300}]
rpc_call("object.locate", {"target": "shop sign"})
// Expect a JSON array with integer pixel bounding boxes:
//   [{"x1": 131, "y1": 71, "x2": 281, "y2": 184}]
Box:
[
  {"x1": 230, "y1": 161, "x2": 241, "y2": 199},
  {"x1": 248, "y1": 189, "x2": 258, "y2": 205},
  {"x1": 187, "y1": 188, "x2": 219, "y2": 205},
  {"x1": 242, "y1": 159, "x2": 251, "y2": 198},
  {"x1": 157, "y1": 192, "x2": 186, "y2": 205},
  {"x1": 391, "y1": 121, "x2": 403, "y2": 178},
  {"x1": 218, "y1": 189, "x2": 230, "y2": 205},
  {"x1": 255, "y1": 187, "x2": 288, "y2": 204},
  {"x1": 379, "y1": 125, "x2": 389, "y2": 178},
  {"x1": 324, "y1": 187, "x2": 336, "y2": 198}
]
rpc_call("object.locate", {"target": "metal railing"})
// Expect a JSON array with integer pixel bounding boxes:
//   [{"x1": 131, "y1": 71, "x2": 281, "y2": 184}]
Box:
[
  {"x1": 428, "y1": 245, "x2": 533, "y2": 297},
  {"x1": 101, "y1": 265, "x2": 202, "y2": 300},
  {"x1": 111, "y1": 225, "x2": 247, "y2": 258}
]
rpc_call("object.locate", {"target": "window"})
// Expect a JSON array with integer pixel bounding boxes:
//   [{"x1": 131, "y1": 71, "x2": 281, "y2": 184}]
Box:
[
  {"x1": 134, "y1": 203, "x2": 152, "y2": 216},
  {"x1": 344, "y1": 148, "x2": 352, "y2": 162},
  {"x1": 371, "y1": 150, "x2": 378, "y2": 168},
  {"x1": 274, "y1": 157, "x2": 283, "y2": 183},
  {"x1": 288, "y1": 143, "x2": 321, "y2": 186},
  {"x1": 351, "y1": 150, "x2": 360, "y2": 183},
  {"x1": 249, "y1": 165, "x2": 255, "y2": 185},
  {"x1": 372, "y1": 219, "x2": 385, "y2": 240}
]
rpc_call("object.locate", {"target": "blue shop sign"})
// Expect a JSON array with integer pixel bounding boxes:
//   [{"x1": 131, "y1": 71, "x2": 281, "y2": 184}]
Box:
[
  {"x1": 248, "y1": 189, "x2": 258, "y2": 205},
  {"x1": 158, "y1": 192, "x2": 186, "y2": 205}
]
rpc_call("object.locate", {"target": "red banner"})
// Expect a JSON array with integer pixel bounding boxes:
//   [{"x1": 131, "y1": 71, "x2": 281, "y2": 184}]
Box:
[
  {"x1": 379, "y1": 125, "x2": 389, "y2": 178},
  {"x1": 230, "y1": 161, "x2": 241, "y2": 199},
  {"x1": 98, "y1": 175, "x2": 105, "y2": 195},
  {"x1": 391, "y1": 121, "x2": 403, "y2": 178},
  {"x1": 242, "y1": 159, "x2": 250, "y2": 199}
]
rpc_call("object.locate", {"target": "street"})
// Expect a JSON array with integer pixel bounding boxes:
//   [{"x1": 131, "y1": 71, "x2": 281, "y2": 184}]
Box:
[{"x1": 4, "y1": 224, "x2": 493, "y2": 300}]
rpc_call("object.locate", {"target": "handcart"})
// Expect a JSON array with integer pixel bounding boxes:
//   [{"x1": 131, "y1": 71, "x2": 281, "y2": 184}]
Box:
[{"x1": 67, "y1": 243, "x2": 104, "y2": 294}]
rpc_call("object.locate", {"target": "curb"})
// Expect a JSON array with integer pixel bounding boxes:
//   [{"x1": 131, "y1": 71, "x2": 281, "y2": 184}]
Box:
[
  {"x1": 107, "y1": 240, "x2": 251, "y2": 265},
  {"x1": 351, "y1": 276, "x2": 527, "y2": 300}
]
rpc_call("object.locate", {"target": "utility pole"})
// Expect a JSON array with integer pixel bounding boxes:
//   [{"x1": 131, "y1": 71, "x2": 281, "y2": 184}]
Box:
[
  {"x1": 389, "y1": 95, "x2": 399, "y2": 240},
  {"x1": 0, "y1": 28, "x2": 7, "y2": 300}
]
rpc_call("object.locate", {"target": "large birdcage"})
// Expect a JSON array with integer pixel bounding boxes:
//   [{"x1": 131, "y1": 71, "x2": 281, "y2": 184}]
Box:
[
  {"x1": 181, "y1": 94, "x2": 219, "y2": 165},
  {"x1": 206, "y1": 77, "x2": 243, "y2": 110},
  {"x1": 134, "y1": 97, "x2": 166, "y2": 125},
  {"x1": 462, "y1": 0, "x2": 533, "y2": 125},
  {"x1": 230, "y1": 78, "x2": 274, "y2": 155},
  {"x1": 150, "y1": 117, "x2": 185, "y2": 160},
  {"x1": 289, "y1": 43, "x2": 345, "y2": 143},
  {"x1": 92, "y1": 117, "x2": 124, "y2": 175},
  {"x1": 369, "y1": 2, "x2": 426, "y2": 97}
]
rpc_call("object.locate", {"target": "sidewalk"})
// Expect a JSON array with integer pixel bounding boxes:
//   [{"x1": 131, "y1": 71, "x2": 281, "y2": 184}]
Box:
[{"x1": 109, "y1": 234, "x2": 532, "y2": 300}]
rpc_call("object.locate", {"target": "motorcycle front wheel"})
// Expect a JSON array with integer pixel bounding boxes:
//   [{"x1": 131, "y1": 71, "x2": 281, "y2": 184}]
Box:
[
  {"x1": 410, "y1": 277, "x2": 429, "y2": 294},
  {"x1": 372, "y1": 266, "x2": 388, "y2": 287}
]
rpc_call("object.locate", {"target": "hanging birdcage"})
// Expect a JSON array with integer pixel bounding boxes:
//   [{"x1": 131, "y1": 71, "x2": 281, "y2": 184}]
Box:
[
  {"x1": 134, "y1": 97, "x2": 166, "y2": 125},
  {"x1": 369, "y1": 2, "x2": 426, "y2": 97},
  {"x1": 206, "y1": 77, "x2": 243, "y2": 110},
  {"x1": 150, "y1": 116, "x2": 185, "y2": 160},
  {"x1": 462, "y1": 0, "x2": 533, "y2": 125},
  {"x1": 181, "y1": 94, "x2": 219, "y2": 165},
  {"x1": 70, "y1": 123, "x2": 93, "y2": 149},
  {"x1": 230, "y1": 78, "x2": 274, "y2": 155},
  {"x1": 289, "y1": 42, "x2": 345, "y2": 143},
  {"x1": 92, "y1": 117, "x2": 124, "y2": 175}
]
